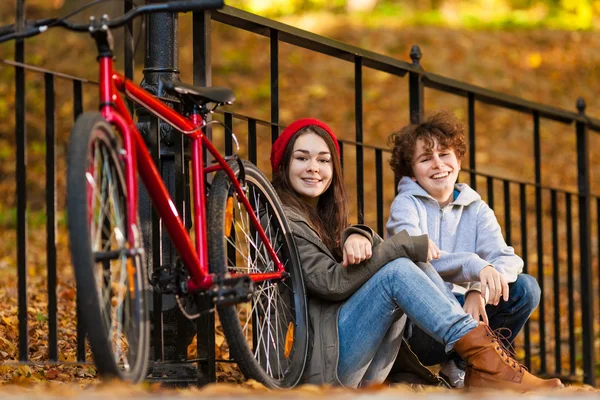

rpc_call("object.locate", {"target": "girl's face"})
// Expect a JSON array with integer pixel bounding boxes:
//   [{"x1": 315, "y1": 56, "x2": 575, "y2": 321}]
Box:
[
  {"x1": 412, "y1": 138, "x2": 461, "y2": 207},
  {"x1": 288, "y1": 132, "x2": 333, "y2": 206}
]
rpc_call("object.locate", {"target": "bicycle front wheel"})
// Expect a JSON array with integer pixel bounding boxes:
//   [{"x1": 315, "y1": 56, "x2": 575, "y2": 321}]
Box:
[
  {"x1": 67, "y1": 112, "x2": 149, "y2": 382},
  {"x1": 207, "y1": 161, "x2": 308, "y2": 388}
]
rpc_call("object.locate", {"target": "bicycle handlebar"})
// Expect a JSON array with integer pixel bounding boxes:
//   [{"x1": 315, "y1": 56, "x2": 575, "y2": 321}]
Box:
[{"x1": 0, "y1": 0, "x2": 224, "y2": 43}]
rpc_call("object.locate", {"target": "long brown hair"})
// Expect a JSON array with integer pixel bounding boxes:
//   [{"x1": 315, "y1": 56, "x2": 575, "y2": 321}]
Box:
[{"x1": 273, "y1": 126, "x2": 348, "y2": 260}]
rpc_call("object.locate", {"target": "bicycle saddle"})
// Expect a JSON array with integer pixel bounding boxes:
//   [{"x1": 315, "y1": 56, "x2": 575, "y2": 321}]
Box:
[{"x1": 161, "y1": 79, "x2": 235, "y2": 106}]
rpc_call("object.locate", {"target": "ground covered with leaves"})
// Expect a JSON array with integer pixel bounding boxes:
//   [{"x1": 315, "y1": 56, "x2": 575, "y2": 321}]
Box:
[{"x1": 1, "y1": 0, "x2": 600, "y2": 393}]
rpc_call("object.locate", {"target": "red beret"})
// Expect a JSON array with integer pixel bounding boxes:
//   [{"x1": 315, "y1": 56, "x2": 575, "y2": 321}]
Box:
[{"x1": 270, "y1": 118, "x2": 341, "y2": 173}]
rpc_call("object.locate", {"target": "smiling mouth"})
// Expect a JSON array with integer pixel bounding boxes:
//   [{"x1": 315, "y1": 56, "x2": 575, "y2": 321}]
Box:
[
  {"x1": 430, "y1": 171, "x2": 450, "y2": 179},
  {"x1": 302, "y1": 178, "x2": 321, "y2": 183}
]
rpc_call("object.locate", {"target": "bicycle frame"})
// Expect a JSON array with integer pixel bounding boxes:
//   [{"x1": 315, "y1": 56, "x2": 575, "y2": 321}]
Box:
[{"x1": 95, "y1": 47, "x2": 285, "y2": 293}]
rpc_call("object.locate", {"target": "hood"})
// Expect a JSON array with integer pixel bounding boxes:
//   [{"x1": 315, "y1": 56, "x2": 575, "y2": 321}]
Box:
[{"x1": 397, "y1": 176, "x2": 481, "y2": 207}]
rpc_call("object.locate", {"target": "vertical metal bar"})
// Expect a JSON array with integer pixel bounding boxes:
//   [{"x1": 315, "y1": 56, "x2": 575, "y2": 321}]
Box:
[
  {"x1": 73, "y1": 81, "x2": 83, "y2": 119},
  {"x1": 404, "y1": 46, "x2": 423, "y2": 192},
  {"x1": 566, "y1": 193, "x2": 576, "y2": 375},
  {"x1": 45, "y1": 73, "x2": 58, "y2": 362},
  {"x1": 375, "y1": 149, "x2": 383, "y2": 237},
  {"x1": 408, "y1": 45, "x2": 423, "y2": 124},
  {"x1": 124, "y1": 0, "x2": 134, "y2": 114},
  {"x1": 575, "y1": 103, "x2": 594, "y2": 385},
  {"x1": 224, "y1": 112, "x2": 233, "y2": 156},
  {"x1": 355, "y1": 57, "x2": 364, "y2": 224},
  {"x1": 598, "y1": 197, "x2": 600, "y2": 362},
  {"x1": 486, "y1": 176, "x2": 494, "y2": 210},
  {"x1": 15, "y1": 0, "x2": 28, "y2": 362},
  {"x1": 248, "y1": 119, "x2": 257, "y2": 165},
  {"x1": 519, "y1": 183, "x2": 531, "y2": 369},
  {"x1": 468, "y1": 93, "x2": 476, "y2": 191},
  {"x1": 597, "y1": 197, "x2": 600, "y2": 360},
  {"x1": 551, "y1": 189, "x2": 561, "y2": 375},
  {"x1": 503, "y1": 180, "x2": 512, "y2": 245},
  {"x1": 270, "y1": 29, "x2": 279, "y2": 143},
  {"x1": 193, "y1": 9, "x2": 215, "y2": 385},
  {"x1": 73, "y1": 80, "x2": 86, "y2": 362},
  {"x1": 533, "y1": 111, "x2": 546, "y2": 373}
]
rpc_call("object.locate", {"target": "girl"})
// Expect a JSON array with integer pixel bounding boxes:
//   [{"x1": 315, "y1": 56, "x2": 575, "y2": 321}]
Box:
[{"x1": 270, "y1": 118, "x2": 562, "y2": 391}]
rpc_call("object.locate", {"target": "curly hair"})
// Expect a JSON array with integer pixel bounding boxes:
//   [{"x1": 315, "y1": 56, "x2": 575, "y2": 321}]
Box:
[{"x1": 388, "y1": 110, "x2": 467, "y2": 178}]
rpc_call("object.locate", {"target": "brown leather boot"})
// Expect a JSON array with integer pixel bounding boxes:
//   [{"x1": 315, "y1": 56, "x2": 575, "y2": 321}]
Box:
[{"x1": 453, "y1": 324, "x2": 563, "y2": 391}]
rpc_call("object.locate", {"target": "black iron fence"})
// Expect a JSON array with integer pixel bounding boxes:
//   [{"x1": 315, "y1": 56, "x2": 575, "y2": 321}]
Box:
[{"x1": 1, "y1": 0, "x2": 598, "y2": 387}]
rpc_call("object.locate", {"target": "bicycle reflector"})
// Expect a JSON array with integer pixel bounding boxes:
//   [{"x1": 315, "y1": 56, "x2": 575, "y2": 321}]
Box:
[
  {"x1": 127, "y1": 258, "x2": 136, "y2": 297},
  {"x1": 225, "y1": 196, "x2": 234, "y2": 237},
  {"x1": 284, "y1": 322, "x2": 294, "y2": 359}
]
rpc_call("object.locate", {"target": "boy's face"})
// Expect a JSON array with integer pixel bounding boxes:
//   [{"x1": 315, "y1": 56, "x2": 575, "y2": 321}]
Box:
[{"x1": 411, "y1": 138, "x2": 461, "y2": 207}]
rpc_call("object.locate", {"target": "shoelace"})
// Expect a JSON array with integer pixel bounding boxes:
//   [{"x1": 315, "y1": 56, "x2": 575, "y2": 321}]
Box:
[{"x1": 485, "y1": 327, "x2": 525, "y2": 373}]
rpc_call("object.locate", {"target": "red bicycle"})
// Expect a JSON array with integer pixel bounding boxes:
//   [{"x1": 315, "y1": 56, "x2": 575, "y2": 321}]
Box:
[{"x1": 2, "y1": 0, "x2": 308, "y2": 388}]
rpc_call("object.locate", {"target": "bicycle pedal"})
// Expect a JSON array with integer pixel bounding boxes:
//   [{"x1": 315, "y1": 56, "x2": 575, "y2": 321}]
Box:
[{"x1": 209, "y1": 276, "x2": 254, "y2": 307}]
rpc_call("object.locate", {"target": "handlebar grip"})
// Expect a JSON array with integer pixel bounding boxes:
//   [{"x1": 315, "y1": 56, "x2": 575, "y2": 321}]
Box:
[{"x1": 165, "y1": 0, "x2": 225, "y2": 12}]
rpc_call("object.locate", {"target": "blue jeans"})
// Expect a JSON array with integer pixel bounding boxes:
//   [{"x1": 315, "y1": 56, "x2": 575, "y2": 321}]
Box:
[
  {"x1": 336, "y1": 258, "x2": 478, "y2": 388},
  {"x1": 406, "y1": 273, "x2": 541, "y2": 366}
]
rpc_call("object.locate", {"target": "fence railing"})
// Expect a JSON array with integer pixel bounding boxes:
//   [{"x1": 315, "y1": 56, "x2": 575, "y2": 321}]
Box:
[{"x1": 1, "y1": 1, "x2": 598, "y2": 387}]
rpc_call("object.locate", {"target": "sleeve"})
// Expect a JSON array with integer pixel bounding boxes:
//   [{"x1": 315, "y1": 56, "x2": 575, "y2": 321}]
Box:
[
  {"x1": 296, "y1": 228, "x2": 429, "y2": 302},
  {"x1": 387, "y1": 195, "x2": 481, "y2": 284},
  {"x1": 440, "y1": 203, "x2": 523, "y2": 286},
  {"x1": 386, "y1": 195, "x2": 424, "y2": 237},
  {"x1": 472, "y1": 202, "x2": 523, "y2": 283},
  {"x1": 342, "y1": 224, "x2": 375, "y2": 245}
]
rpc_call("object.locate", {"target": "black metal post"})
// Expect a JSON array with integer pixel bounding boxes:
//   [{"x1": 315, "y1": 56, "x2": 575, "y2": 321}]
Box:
[
  {"x1": 575, "y1": 98, "x2": 594, "y2": 386},
  {"x1": 375, "y1": 149, "x2": 384, "y2": 236},
  {"x1": 503, "y1": 180, "x2": 511, "y2": 245},
  {"x1": 519, "y1": 183, "x2": 531, "y2": 369},
  {"x1": 139, "y1": 3, "x2": 196, "y2": 383},
  {"x1": 566, "y1": 194, "x2": 576, "y2": 375},
  {"x1": 486, "y1": 177, "x2": 494, "y2": 210},
  {"x1": 402, "y1": 45, "x2": 423, "y2": 192},
  {"x1": 468, "y1": 93, "x2": 476, "y2": 191},
  {"x1": 408, "y1": 45, "x2": 423, "y2": 124},
  {"x1": 44, "y1": 73, "x2": 58, "y2": 362},
  {"x1": 271, "y1": 29, "x2": 279, "y2": 143},
  {"x1": 193, "y1": 9, "x2": 216, "y2": 385},
  {"x1": 73, "y1": 80, "x2": 86, "y2": 362},
  {"x1": 355, "y1": 56, "x2": 364, "y2": 224},
  {"x1": 248, "y1": 118, "x2": 257, "y2": 164},
  {"x1": 125, "y1": 0, "x2": 135, "y2": 113},
  {"x1": 533, "y1": 111, "x2": 546, "y2": 373},
  {"x1": 551, "y1": 189, "x2": 561, "y2": 375},
  {"x1": 15, "y1": 0, "x2": 28, "y2": 363}
]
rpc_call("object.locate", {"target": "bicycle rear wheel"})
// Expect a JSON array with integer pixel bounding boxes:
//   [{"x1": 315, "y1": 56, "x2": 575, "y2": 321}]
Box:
[
  {"x1": 207, "y1": 160, "x2": 308, "y2": 388},
  {"x1": 67, "y1": 112, "x2": 149, "y2": 382}
]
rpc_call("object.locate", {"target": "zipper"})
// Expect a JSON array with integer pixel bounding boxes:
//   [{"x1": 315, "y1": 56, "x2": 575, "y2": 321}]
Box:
[{"x1": 439, "y1": 207, "x2": 444, "y2": 250}]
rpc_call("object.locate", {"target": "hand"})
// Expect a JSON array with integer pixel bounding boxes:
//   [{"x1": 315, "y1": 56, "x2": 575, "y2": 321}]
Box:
[
  {"x1": 464, "y1": 291, "x2": 489, "y2": 325},
  {"x1": 479, "y1": 265, "x2": 509, "y2": 306},
  {"x1": 427, "y1": 239, "x2": 440, "y2": 261},
  {"x1": 342, "y1": 234, "x2": 372, "y2": 267}
]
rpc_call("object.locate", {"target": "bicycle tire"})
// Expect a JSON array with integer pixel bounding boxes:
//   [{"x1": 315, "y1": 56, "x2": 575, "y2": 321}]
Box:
[
  {"x1": 67, "y1": 112, "x2": 149, "y2": 382},
  {"x1": 207, "y1": 160, "x2": 308, "y2": 388}
]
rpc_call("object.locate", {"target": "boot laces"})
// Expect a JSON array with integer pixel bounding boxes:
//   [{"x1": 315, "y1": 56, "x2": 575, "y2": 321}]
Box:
[{"x1": 486, "y1": 327, "x2": 525, "y2": 373}]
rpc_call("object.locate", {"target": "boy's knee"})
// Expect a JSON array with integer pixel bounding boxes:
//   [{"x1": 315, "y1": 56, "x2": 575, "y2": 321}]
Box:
[{"x1": 511, "y1": 274, "x2": 541, "y2": 310}]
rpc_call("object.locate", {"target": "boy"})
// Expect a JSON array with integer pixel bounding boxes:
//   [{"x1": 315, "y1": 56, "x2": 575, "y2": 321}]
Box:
[{"x1": 386, "y1": 111, "x2": 541, "y2": 388}]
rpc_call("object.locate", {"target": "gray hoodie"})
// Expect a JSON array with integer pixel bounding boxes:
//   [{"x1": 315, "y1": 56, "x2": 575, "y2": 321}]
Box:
[{"x1": 386, "y1": 176, "x2": 523, "y2": 294}]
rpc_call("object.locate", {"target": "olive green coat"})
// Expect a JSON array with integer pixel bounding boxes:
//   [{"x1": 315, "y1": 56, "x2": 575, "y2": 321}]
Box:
[{"x1": 284, "y1": 207, "x2": 432, "y2": 386}]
